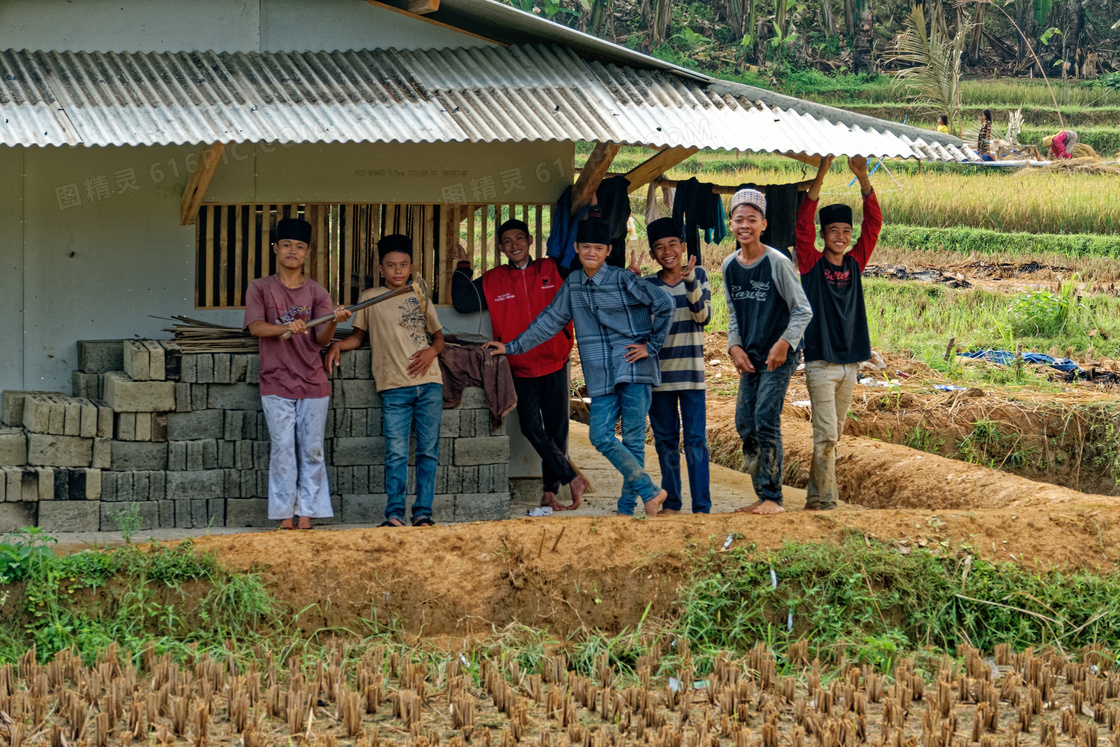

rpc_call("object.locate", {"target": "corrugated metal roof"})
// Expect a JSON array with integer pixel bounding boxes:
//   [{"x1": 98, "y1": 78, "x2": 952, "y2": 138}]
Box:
[
  {"x1": 0, "y1": 44, "x2": 976, "y2": 160},
  {"x1": 377, "y1": 0, "x2": 973, "y2": 156}
]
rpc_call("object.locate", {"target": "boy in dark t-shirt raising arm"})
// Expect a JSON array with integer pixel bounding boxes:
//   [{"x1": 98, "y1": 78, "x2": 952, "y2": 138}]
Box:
[{"x1": 795, "y1": 155, "x2": 882, "y2": 510}]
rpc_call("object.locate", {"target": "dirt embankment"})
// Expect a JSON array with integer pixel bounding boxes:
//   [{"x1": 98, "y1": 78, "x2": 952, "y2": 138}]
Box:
[
  {"x1": 705, "y1": 397, "x2": 1120, "y2": 511},
  {"x1": 195, "y1": 500, "x2": 1120, "y2": 640}
]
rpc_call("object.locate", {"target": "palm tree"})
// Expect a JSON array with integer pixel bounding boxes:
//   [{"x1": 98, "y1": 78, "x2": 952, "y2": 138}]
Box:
[{"x1": 886, "y1": 6, "x2": 970, "y2": 135}]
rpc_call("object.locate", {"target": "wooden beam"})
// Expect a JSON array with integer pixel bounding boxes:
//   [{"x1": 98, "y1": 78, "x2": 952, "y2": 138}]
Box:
[
  {"x1": 782, "y1": 152, "x2": 823, "y2": 168},
  {"x1": 180, "y1": 144, "x2": 226, "y2": 226},
  {"x1": 407, "y1": 0, "x2": 439, "y2": 13},
  {"x1": 624, "y1": 146, "x2": 699, "y2": 193},
  {"x1": 360, "y1": 0, "x2": 495, "y2": 43},
  {"x1": 570, "y1": 142, "x2": 620, "y2": 217}
]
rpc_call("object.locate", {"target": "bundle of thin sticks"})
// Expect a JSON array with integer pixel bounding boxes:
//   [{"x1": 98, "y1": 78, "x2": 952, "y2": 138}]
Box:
[{"x1": 162, "y1": 316, "x2": 349, "y2": 353}]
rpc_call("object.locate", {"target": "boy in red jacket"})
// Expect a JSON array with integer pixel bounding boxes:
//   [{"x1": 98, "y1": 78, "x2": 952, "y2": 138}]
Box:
[
  {"x1": 452, "y1": 219, "x2": 589, "y2": 511},
  {"x1": 794, "y1": 155, "x2": 882, "y2": 510}
]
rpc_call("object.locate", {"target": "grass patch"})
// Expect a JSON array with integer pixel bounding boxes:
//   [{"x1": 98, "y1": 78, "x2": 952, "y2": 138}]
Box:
[
  {"x1": 676, "y1": 537, "x2": 1120, "y2": 666},
  {"x1": 0, "y1": 529, "x2": 280, "y2": 663},
  {"x1": 956, "y1": 418, "x2": 1039, "y2": 469},
  {"x1": 863, "y1": 279, "x2": 1120, "y2": 374}
]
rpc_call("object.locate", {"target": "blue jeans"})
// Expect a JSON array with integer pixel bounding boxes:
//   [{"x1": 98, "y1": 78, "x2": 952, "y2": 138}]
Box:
[
  {"x1": 649, "y1": 389, "x2": 711, "y2": 513},
  {"x1": 735, "y1": 346, "x2": 801, "y2": 503},
  {"x1": 589, "y1": 383, "x2": 658, "y2": 515},
  {"x1": 381, "y1": 382, "x2": 442, "y2": 523}
]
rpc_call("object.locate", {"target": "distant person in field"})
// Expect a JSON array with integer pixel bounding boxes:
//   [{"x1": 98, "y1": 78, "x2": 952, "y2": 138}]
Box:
[
  {"x1": 450, "y1": 220, "x2": 589, "y2": 512},
  {"x1": 977, "y1": 109, "x2": 994, "y2": 161},
  {"x1": 486, "y1": 218, "x2": 674, "y2": 517},
  {"x1": 1043, "y1": 130, "x2": 1078, "y2": 160},
  {"x1": 936, "y1": 114, "x2": 950, "y2": 134},
  {"x1": 795, "y1": 155, "x2": 881, "y2": 511},
  {"x1": 641, "y1": 218, "x2": 713, "y2": 515},
  {"x1": 245, "y1": 218, "x2": 351, "y2": 530},
  {"x1": 722, "y1": 189, "x2": 813, "y2": 516}
]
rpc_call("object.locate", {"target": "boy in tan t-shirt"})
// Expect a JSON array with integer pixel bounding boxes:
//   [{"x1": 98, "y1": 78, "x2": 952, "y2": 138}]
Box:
[{"x1": 326, "y1": 234, "x2": 445, "y2": 527}]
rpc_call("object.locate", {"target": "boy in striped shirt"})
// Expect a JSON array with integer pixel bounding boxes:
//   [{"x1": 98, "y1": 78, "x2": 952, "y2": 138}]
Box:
[{"x1": 643, "y1": 218, "x2": 713, "y2": 514}]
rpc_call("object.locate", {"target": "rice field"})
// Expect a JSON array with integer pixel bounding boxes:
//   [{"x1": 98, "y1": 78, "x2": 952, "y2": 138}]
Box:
[
  {"x1": 685, "y1": 165, "x2": 1120, "y2": 237},
  {"x1": 842, "y1": 77, "x2": 1120, "y2": 108}
]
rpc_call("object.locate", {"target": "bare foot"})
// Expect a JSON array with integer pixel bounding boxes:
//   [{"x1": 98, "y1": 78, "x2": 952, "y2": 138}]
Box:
[
  {"x1": 296, "y1": 516, "x2": 312, "y2": 530},
  {"x1": 567, "y1": 475, "x2": 590, "y2": 510},
  {"x1": 658, "y1": 508, "x2": 681, "y2": 515},
  {"x1": 748, "y1": 500, "x2": 785, "y2": 515},
  {"x1": 279, "y1": 518, "x2": 295, "y2": 530},
  {"x1": 540, "y1": 492, "x2": 566, "y2": 511},
  {"x1": 642, "y1": 490, "x2": 668, "y2": 517},
  {"x1": 734, "y1": 501, "x2": 763, "y2": 514}
]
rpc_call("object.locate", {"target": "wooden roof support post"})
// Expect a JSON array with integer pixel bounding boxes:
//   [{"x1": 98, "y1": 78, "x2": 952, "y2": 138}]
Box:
[
  {"x1": 570, "y1": 141, "x2": 621, "y2": 217},
  {"x1": 624, "y1": 146, "x2": 699, "y2": 193},
  {"x1": 180, "y1": 143, "x2": 226, "y2": 226}
]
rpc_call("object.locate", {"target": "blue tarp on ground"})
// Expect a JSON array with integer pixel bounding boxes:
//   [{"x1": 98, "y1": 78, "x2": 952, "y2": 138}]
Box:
[{"x1": 959, "y1": 349, "x2": 1082, "y2": 376}]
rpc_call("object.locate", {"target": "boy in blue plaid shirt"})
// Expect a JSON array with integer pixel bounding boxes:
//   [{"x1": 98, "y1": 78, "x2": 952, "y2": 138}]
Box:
[{"x1": 486, "y1": 218, "x2": 674, "y2": 516}]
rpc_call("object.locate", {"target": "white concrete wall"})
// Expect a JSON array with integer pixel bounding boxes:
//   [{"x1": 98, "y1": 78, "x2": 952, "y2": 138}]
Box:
[
  {"x1": 206, "y1": 141, "x2": 572, "y2": 205},
  {"x1": 0, "y1": 0, "x2": 492, "y2": 53},
  {"x1": 2, "y1": 138, "x2": 571, "y2": 393},
  {"x1": 260, "y1": 0, "x2": 489, "y2": 51},
  {"x1": 0, "y1": 148, "x2": 24, "y2": 392}
]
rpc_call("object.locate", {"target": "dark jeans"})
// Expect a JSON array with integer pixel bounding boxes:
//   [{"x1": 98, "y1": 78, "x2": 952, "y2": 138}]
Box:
[
  {"x1": 513, "y1": 369, "x2": 577, "y2": 493},
  {"x1": 649, "y1": 389, "x2": 711, "y2": 513},
  {"x1": 735, "y1": 346, "x2": 801, "y2": 503}
]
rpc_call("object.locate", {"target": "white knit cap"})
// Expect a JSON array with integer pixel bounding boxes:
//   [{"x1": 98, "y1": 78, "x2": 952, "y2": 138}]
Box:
[{"x1": 730, "y1": 188, "x2": 767, "y2": 216}]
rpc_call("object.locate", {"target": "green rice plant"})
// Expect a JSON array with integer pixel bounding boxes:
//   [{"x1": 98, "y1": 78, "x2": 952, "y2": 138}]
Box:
[
  {"x1": 878, "y1": 225, "x2": 1120, "y2": 257},
  {"x1": 902, "y1": 423, "x2": 944, "y2": 453},
  {"x1": 1008, "y1": 279, "x2": 1089, "y2": 337},
  {"x1": 849, "y1": 77, "x2": 1120, "y2": 107}
]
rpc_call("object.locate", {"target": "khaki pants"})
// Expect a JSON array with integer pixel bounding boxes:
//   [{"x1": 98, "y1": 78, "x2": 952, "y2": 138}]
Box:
[{"x1": 804, "y1": 361, "x2": 859, "y2": 509}]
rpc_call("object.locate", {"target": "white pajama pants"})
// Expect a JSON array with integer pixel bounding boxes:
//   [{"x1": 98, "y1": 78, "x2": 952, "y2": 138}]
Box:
[{"x1": 260, "y1": 395, "x2": 333, "y2": 520}]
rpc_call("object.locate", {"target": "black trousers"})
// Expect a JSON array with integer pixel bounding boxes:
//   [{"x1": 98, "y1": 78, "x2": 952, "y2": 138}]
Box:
[{"x1": 513, "y1": 368, "x2": 577, "y2": 493}]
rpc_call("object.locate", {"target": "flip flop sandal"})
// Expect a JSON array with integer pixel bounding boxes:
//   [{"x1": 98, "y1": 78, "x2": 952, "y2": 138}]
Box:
[
  {"x1": 379, "y1": 520, "x2": 404, "y2": 528},
  {"x1": 412, "y1": 516, "x2": 436, "y2": 527}
]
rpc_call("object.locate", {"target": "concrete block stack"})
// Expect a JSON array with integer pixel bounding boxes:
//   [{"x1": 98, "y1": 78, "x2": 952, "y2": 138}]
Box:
[
  {"x1": 0, "y1": 339, "x2": 511, "y2": 532},
  {"x1": 1, "y1": 389, "x2": 113, "y2": 530}
]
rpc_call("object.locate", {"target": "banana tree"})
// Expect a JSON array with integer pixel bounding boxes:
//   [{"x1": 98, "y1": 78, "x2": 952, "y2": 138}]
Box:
[{"x1": 854, "y1": 0, "x2": 875, "y2": 71}]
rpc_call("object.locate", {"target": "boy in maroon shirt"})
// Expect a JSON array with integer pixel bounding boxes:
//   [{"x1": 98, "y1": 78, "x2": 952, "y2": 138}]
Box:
[
  {"x1": 794, "y1": 156, "x2": 882, "y2": 510},
  {"x1": 244, "y1": 218, "x2": 350, "y2": 529}
]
